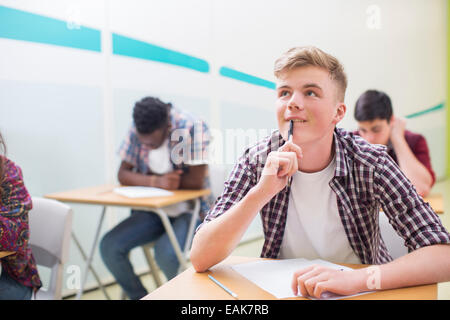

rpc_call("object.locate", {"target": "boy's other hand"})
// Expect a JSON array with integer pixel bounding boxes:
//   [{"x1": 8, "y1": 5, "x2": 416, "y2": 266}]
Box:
[
  {"x1": 390, "y1": 116, "x2": 406, "y2": 141},
  {"x1": 291, "y1": 264, "x2": 367, "y2": 299},
  {"x1": 154, "y1": 170, "x2": 183, "y2": 190}
]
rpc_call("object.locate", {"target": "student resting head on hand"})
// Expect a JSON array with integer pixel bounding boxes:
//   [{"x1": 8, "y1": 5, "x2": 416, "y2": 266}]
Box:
[
  {"x1": 354, "y1": 89, "x2": 435, "y2": 197},
  {"x1": 100, "y1": 96, "x2": 213, "y2": 300}
]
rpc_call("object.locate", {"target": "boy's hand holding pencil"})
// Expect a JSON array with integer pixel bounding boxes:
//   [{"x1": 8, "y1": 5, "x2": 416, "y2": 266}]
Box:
[{"x1": 256, "y1": 120, "x2": 302, "y2": 201}]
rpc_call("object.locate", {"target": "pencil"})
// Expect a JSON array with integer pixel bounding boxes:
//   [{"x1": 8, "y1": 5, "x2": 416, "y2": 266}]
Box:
[
  {"x1": 208, "y1": 274, "x2": 238, "y2": 299},
  {"x1": 288, "y1": 119, "x2": 294, "y2": 141},
  {"x1": 287, "y1": 120, "x2": 294, "y2": 189}
]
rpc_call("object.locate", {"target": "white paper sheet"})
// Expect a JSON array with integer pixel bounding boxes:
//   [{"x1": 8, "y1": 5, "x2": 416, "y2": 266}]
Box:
[
  {"x1": 113, "y1": 186, "x2": 173, "y2": 198},
  {"x1": 231, "y1": 258, "x2": 372, "y2": 300}
]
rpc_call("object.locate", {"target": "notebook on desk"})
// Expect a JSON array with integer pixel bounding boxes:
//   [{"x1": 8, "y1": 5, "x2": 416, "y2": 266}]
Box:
[
  {"x1": 231, "y1": 258, "x2": 373, "y2": 300},
  {"x1": 113, "y1": 186, "x2": 174, "y2": 198}
]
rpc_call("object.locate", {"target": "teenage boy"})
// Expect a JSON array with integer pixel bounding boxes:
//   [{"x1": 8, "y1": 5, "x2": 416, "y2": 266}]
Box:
[
  {"x1": 354, "y1": 89, "x2": 435, "y2": 197},
  {"x1": 190, "y1": 47, "x2": 450, "y2": 299},
  {"x1": 100, "y1": 96, "x2": 212, "y2": 300}
]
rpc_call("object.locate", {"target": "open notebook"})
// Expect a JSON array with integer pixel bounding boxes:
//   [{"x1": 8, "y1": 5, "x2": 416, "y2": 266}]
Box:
[
  {"x1": 231, "y1": 258, "x2": 373, "y2": 300},
  {"x1": 113, "y1": 186, "x2": 173, "y2": 198}
]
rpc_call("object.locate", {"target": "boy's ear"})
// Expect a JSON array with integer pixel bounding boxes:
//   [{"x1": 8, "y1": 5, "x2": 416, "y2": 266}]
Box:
[{"x1": 333, "y1": 103, "x2": 347, "y2": 124}]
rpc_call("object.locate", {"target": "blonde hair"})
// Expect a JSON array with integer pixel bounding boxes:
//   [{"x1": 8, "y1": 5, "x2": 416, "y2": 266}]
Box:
[{"x1": 274, "y1": 46, "x2": 347, "y2": 102}]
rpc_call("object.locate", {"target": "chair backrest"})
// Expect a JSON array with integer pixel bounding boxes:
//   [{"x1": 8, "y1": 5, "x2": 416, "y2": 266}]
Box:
[
  {"x1": 28, "y1": 197, "x2": 73, "y2": 299},
  {"x1": 379, "y1": 211, "x2": 408, "y2": 259}
]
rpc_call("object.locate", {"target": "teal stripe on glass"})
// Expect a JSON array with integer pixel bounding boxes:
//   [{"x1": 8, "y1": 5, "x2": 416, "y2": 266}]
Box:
[
  {"x1": 405, "y1": 102, "x2": 445, "y2": 119},
  {"x1": 0, "y1": 5, "x2": 101, "y2": 52},
  {"x1": 219, "y1": 66, "x2": 276, "y2": 90},
  {"x1": 112, "y1": 33, "x2": 209, "y2": 73}
]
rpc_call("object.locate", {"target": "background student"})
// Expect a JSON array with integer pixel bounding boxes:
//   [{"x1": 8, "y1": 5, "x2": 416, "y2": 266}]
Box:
[
  {"x1": 190, "y1": 46, "x2": 450, "y2": 299},
  {"x1": 354, "y1": 89, "x2": 435, "y2": 196},
  {"x1": 0, "y1": 132, "x2": 41, "y2": 299},
  {"x1": 100, "y1": 96, "x2": 212, "y2": 300}
]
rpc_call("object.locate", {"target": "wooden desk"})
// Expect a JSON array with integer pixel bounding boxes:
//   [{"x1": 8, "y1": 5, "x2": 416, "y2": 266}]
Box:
[
  {"x1": 45, "y1": 184, "x2": 210, "y2": 209},
  {"x1": 45, "y1": 184, "x2": 210, "y2": 300},
  {"x1": 0, "y1": 251, "x2": 14, "y2": 259},
  {"x1": 424, "y1": 194, "x2": 443, "y2": 214},
  {"x1": 142, "y1": 256, "x2": 437, "y2": 300}
]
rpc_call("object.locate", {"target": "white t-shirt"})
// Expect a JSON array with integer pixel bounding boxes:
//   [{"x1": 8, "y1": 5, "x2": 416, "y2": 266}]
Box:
[
  {"x1": 279, "y1": 156, "x2": 361, "y2": 264},
  {"x1": 148, "y1": 138, "x2": 190, "y2": 217}
]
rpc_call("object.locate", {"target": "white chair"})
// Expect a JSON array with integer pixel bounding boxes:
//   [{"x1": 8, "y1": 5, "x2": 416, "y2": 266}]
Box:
[
  {"x1": 29, "y1": 197, "x2": 73, "y2": 300},
  {"x1": 379, "y1": 211, "x2": 408, "y2": 259}
]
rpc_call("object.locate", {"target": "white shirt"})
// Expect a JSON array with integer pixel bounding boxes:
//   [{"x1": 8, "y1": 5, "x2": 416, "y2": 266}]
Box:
[
  {"x1": 148, "y1": 138, "x2": 190, "y2": 217},
  {"x1": 279, "y1": 156, "x2": 361, "y2": 264},
  {"x1": 148, "y1": 138, "x2": 173, "y2": 175}
]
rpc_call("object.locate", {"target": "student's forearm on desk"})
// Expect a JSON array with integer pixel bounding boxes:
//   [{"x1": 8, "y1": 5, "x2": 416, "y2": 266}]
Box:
[
  {"x1": 118, "y1": 169, "x2": 153, "y2": 187},
  {"x1": 375, "y1": 244, "x2": 450, "y2": 290},
  {"x1": 292, "y1": 244, "x2": 450, "y2": 298},
  {"x1": 190, "y1": 187, "x2": 268, "y2": 272}
]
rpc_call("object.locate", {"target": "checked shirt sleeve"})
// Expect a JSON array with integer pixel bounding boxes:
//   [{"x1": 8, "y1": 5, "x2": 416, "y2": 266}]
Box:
[
  {"x1": 196, "y1": 148, "x2": 257, "y2": 231},
  {"x1": 118, "y1": 126, "x2": 141, "y2": 168},
  {"x1": 374, "y1": 154, "x2": 450, "y2": 252}
]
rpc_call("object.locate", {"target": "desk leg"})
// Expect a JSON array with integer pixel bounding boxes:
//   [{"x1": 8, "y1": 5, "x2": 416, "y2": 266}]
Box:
[
  {"x1": 154, "y1": 208, "x2": 187, "y2": 272},
  {"x1": 183, "y1": 198, "x2": 200, "y2": 255},
  {"x1": 75, "y1": 206, "x2": 111, "y2": 300},
  {"x1": 178, "y1": 199, "x2": 200, "y2": 274},
  {"x1": 72, "y1": 233, "x2": 111, "y2": 300}
]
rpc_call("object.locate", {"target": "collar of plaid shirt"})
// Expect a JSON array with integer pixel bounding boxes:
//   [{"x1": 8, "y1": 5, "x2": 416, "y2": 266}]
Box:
[{"x1": 204, "y1": 127, "x2": 450, "y2": 265}]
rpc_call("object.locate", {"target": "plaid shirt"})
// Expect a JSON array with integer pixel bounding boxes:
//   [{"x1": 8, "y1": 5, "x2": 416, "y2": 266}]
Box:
[
  {"x1": 200, "y1": 128, "x2": 450, "y2": 264},
  {"x1": 119, "y1": 107, "x2": 214, "y2": 217}
]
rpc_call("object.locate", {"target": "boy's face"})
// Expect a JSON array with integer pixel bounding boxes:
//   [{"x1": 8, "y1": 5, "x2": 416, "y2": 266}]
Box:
[
  {"x1": 275, "y1": 66, "x2": 346, "y2": 146},
  {"x1": 357, "y1": 118, "x2": 391, "y2": 146},
  {"x1": 137, "y1": 125, "x2": 170, "y2": 150}
]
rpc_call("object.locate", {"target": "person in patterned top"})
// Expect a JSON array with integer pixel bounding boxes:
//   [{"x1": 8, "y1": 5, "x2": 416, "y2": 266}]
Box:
[
  {"x1": 190, "y1": 46, "x2": 450, "y2": 299},
  {"x1": 0, "y1": 132, "x2": 42, "y2": 299}
]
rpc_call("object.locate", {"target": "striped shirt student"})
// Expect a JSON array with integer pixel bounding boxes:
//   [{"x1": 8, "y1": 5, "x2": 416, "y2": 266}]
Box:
[
  {"x1": 119, "y1": 105, "x2": 213, "y2": 217},
  {"x1": 101, "y1": 97, "x2": 214, "y2": 300},
  {"x1": 190, "y1": 46, "x2": 450, "y2": 299}
]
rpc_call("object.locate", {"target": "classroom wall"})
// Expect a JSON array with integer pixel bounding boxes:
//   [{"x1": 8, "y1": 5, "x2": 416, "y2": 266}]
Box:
[
  {"x1": 448, "y1": 0, "x2": 450, "y2": 177},
  {"x1": 0, "y1": 0, "x2": 447, "y2": 296}
]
